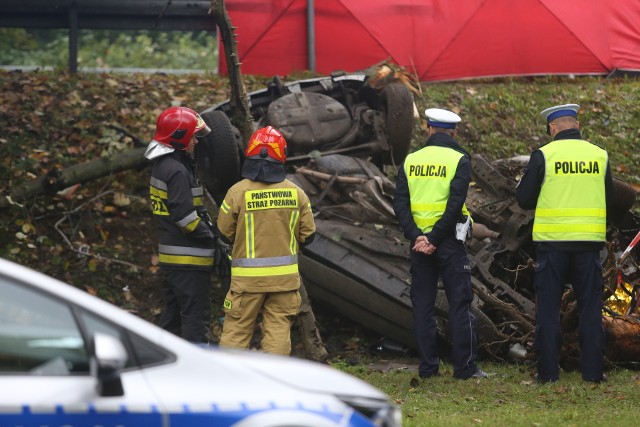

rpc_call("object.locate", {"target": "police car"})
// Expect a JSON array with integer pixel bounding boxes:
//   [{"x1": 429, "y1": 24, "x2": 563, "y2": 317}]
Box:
[{"x1": 0, "y1": 257, "x2": 401, "y2": 427}]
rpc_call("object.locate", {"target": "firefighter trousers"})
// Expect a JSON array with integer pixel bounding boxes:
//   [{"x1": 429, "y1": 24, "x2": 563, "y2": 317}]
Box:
[
  {"x1": 158, "y1": 269, "x2": 212, "y2": 344},
  {"x1": 219, "y1": 287, "x2": 301, "y2": 356}
]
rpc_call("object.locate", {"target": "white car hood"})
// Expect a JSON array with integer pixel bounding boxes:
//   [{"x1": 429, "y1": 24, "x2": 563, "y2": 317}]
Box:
[{"x1": 213, "y1": 348, "x2": 387, "y2": 400}]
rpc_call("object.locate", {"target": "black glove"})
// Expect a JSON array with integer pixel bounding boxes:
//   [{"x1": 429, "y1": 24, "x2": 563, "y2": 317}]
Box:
[{"x1": 213, "y1": 237, "x2": 232, "y2": 280}]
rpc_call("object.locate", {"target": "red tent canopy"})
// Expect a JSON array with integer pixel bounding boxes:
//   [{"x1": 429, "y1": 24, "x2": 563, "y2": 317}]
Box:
[{"x1": 221, "y1": 0, "x2": 640, "y2": 81}]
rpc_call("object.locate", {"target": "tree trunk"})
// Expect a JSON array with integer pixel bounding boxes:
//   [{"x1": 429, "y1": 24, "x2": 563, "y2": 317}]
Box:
[
  {"x1": 210, "y1": 0, "x2": 253, "y2": 147},
  {"x1": 1, "y1": 147, "x2": 148, "y2": 209},
  {"x1": 209, "y1": 0, "x2": 327, "y2": 359},
  {"x1": 296, "y1": 280, "x2": 329, "y2": 362},
  {"x1": 603, "y1": 315, "x2": 640, "y2": 364}
]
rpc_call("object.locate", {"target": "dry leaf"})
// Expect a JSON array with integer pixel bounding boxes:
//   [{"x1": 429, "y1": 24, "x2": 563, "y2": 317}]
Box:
[{"x1": 113, "y1": 192, "x2": 131, "y2": 207}]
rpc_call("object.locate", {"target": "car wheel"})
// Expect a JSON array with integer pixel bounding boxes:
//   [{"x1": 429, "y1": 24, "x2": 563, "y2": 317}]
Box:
[
  {"x1": 610, "y1": 177, "x2": 638, "y2": 224},
  {"x1": 382, "y1": 83, "x2": 414, "y2": 165},
  {"x1": 195, "y1": 110, "x2": 242, "y2": 205}
]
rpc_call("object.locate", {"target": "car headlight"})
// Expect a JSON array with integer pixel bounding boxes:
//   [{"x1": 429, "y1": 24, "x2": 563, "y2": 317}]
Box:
[{"x1": 338, "y1": 395, "x2": 402, "y2": 427}]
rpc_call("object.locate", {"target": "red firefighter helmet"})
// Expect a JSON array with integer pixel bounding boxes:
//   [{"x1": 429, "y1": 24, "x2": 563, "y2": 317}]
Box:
[
  {"x1": 245, "y1": 126, "x2": 287, "y2": 163},
  {"x1": 153, "y1": 106, "x2": 210, "y2": 151}
]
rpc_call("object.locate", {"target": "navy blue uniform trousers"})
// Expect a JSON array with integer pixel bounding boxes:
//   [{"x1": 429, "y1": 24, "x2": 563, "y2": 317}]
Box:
[
  {"x1": 410, "y1": 237, "x2": 478, "y2": 378},
  {"x1": 159, "y1": 269, "x2": 212, "y2": 343},
  {"x1": 534, "y1": 250, "x2": 605, "y2": 381}
]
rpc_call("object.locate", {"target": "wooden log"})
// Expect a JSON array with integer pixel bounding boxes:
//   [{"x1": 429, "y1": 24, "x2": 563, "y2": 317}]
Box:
[
  {"x1": 209, "y1": 1, "x2": 328, "y2": 359},
  {"x1": 296, "y1": 280, "x2": 329, "y2": 362},
  {"x1": 603, "y1": 315, "x2": 640, "y2": 364},
  {"x1": 471, "y1": 278, "x2": 535, "y2": 335},
  {"x1": 209, "y1": 0, "x2": 253, "y2": 146},
  {"x1": 1, "y1": 147, "x2": 148, "y2": 209}
]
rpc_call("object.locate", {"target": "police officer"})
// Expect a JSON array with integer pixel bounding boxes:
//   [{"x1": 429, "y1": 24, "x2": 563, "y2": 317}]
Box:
[
  {"x1": 516, "y1": 104, "x2": 612, "y2": 383},
  {"x1": 217, "y1": 126, "x2": 316, "y2": 356},
  {"x1": 393, "y1": 108, "x2": 487, "y2": 380},
  {"x1": 144, "y1": 106, "x2": 216, "y2": 344}
]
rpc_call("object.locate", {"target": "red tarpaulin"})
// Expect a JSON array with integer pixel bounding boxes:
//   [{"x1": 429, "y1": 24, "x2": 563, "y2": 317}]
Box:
[{"x1": 221, "y1": 0, "x2": 640, "y2": 81}]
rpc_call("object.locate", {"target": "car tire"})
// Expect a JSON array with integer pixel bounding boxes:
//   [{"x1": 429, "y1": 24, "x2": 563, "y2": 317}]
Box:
[
  {"x1": 610, "y1": 177, "x2": 638, "y2": 224},
  {"x1": 382, "y1": 83, "x2": 414, "y2": 166},
  {"x1": 195, "y1": 110, "x2": 242, "y2": 205}
]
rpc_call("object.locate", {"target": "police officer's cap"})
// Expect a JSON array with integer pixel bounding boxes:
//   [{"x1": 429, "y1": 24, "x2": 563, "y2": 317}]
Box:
[
  {"x1": 540, "y1": 104, "x2": 580, "y2": 123},
  {"x1": 425, "y1": 108, "x2": 461, "y2": 129}
]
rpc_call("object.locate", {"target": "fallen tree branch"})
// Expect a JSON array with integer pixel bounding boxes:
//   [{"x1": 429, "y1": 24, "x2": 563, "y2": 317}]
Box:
[
  {"x1": 107, "y1": 123, "x2": 148, "y2": 147},
  {"x1": 472, "y1": 277, "x2": 535, "y2": 335},
  {"x1": 296, "y1": 280, "x2": 329, "y2": 362},
  {"x1": 1, "y1": 147, "x2": 148, "y2": 209},
  {"x1": 54, "y1": 190, "x2": 144, "y2": 271},
  {"x1": 210, "y1": 0, "x2": 253, "y2": 145}
]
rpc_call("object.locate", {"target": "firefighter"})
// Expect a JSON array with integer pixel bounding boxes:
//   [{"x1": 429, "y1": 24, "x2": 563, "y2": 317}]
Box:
[
  {"x1": 217, "y1": 126, "x2": 316, "y2": 355},
  {"x1": 516, "y1": 104, "x2": 612, "y2": 383},
  {"x1": 144, "y1": 106, "x2": 216, "y2": 344},
  {"x1": 393, "y1": 108, "x2": 487, "y2": 380}
]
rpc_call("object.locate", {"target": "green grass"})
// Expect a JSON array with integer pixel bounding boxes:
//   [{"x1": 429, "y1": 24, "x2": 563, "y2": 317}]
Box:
[
  {"x1": 336, "y1": 361, "x2": 640, "y2": 426},
  {"x1": 411, "y1": 76, "x2": 640, "y2": 186}
]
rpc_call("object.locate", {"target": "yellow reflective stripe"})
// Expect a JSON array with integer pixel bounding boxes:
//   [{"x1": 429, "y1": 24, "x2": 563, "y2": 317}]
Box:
[
  {"x1": 245, "y1": 213, "x2": 255, "y2": 258},
  {"x1": 158, "y1": 254, "x2": 213, "y2": 266},
  {"x1": 410, "y1": 202, "x2": 447, "y2": 211},
  {"x1": 182, "y1": 217, "x2": 201, "y2": 233},
  {"x1": 533, "y1": 223, "x2": 607, "y2": 233},
  {"x1": 159, "y1": 244, "x2": 214, "y2": 257},
  {"x1": 232, "y1": 264, "x2": 299, "y2": 277},
  {"x1": 289, "y1": 211, "x2": 299, "y2": 255},
  {"x1": 535, "y1": 208, "x2": 606, "y2": 217},
  {"x1": 220, "y1": 200, "x2": 230, "y2": 214},
  {"x1": 150, "y1": 186, "x2": 168, "y2": 199},
  {"x1": 193, "y1": 196, "x2": 204, "y2": 206},
  {"x1": 176, "y1": 211, "x2": 198, "y2": 227}
]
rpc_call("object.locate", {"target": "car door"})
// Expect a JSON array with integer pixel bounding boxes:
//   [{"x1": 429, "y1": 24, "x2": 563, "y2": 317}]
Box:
[{"x1": 0, "y1": 275, "x2": 164, "y2": 427}]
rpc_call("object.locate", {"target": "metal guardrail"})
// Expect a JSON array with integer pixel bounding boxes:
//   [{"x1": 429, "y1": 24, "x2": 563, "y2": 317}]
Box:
[
  {"x1": 0, "y1": 65, "x2": 215, "y2": 75},
  {"x1": 0, "y1": 0, "x2": 216, "y2": 73},
  {"x1": 0, "y1": 0, "x2": 215, "y2": 31}
]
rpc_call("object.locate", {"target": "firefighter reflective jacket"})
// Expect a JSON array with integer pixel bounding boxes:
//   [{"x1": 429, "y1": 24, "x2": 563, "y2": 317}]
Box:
[
  {"x1": 404, "y1": 145, "x2": 471, "y2": 233},
  {"x1": 216, "y1": 178, "x2": 316, "y2": 293},
  {"x1": 149, "y1": 151, "x2": 214, "y2": 270},
  {"x1": 533, "y1": 139, "x2": 607, "y2": 242}
]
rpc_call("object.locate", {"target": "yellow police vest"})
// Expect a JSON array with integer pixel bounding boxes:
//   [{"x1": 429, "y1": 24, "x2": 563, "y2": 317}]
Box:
[
  {"x1": 533, "y1": 139, "x2": 607, "y2": 242},
  {"x1": 404, "y1": 146, "x2": 470, "y2": 233}
]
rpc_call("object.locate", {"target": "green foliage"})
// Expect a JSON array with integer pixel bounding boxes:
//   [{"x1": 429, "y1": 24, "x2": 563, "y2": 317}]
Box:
[
  {"x1": 337, "y1": 361, "x2": 640, "y2": 426},
  {"x1": 0, "y1": 29, "x2": 39, "y2": 61},
  {"x1": 412, "y1": 76, "x2": 640, "y2": 184},
  {"x1": 0, "y1": 29, "x2": 217, "y2": 70}
]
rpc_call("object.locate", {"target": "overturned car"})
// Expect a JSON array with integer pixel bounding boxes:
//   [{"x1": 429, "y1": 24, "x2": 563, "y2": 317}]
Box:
[
  {"x1": 291, "y1": 153, "x2": 640, "y2": 368},
  {"x1": 196, "y1": 72, "x2": 415, "y2": 204},
  {"x1": 194, "y1": 73, "x2": 640, "y2": 369}
]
